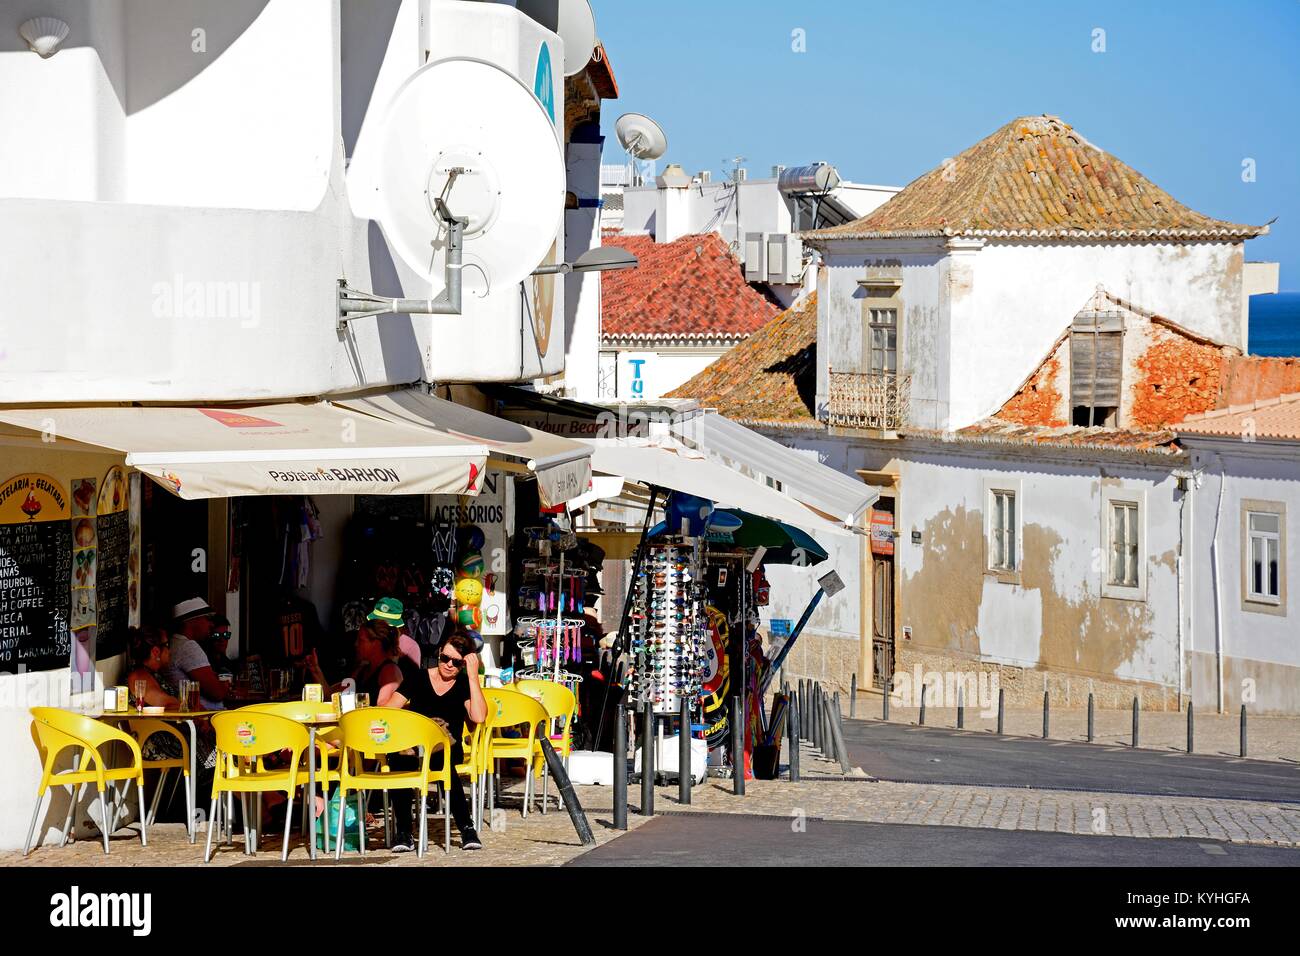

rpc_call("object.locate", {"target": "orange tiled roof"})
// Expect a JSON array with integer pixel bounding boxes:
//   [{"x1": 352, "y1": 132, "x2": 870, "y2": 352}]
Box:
[
  {"x1": 666, "y1": 293, "x2": 819, "y2": 425},
  {"x1": 1217, "y1": 355, "x2": 1300, "y2": 407},
  {"x1": 1177, "y1": 392, "x2": 1300, "y2": 441},
  {"x1": 804, "y1": 115, "x2": 1267, "y2": 242},
  {"x1": 601, "y1": 233, "x2": 780, "y2": 342}
]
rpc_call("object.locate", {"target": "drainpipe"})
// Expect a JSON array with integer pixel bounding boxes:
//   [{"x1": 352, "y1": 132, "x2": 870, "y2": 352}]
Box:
[
  {"x1": 1209, "y1": 454, "x2": 1228, "y2": 714},
  {"x1": 1176, "y1": 480, "x2": 1186, "y2": 712}
]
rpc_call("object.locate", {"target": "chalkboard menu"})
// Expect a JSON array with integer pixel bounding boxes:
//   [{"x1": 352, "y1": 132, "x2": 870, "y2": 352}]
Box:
[
  {"x1": 0, "y1": 474, "x2": 72, "y2": 672},
  {"x1": 95, "y1": 510, "x2": 129, "y2": 660}
]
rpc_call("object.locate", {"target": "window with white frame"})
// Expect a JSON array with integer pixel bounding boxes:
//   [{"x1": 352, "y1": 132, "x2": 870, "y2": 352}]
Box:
[
  {"x1": 1247, "y1": 511, "x2": 1281, "y2": 603},
  {"x1": 1108, "y1": 500, "x2": 1140, "y2": 588},
  {"x1": 1101, "y1": 487, "x2": 1146, "y2": 601},
  {"x1": 989, "y1": 489, "x2": 1017, "y2": 572}
]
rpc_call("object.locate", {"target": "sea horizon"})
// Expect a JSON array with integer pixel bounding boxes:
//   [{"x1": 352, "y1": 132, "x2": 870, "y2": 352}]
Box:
[{"x1": 1249, "y1": 290, "x2": 1300, "y2": 356}]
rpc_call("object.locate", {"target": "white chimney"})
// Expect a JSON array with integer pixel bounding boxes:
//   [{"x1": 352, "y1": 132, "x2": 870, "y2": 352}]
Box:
[{"x1": 655, "y1": 163, "x2": 693, "y2": 244}]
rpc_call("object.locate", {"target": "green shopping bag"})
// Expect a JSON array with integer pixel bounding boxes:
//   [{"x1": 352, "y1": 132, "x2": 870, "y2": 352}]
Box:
[{"x1": 316, "y1": 787, "x2": 362, "y2": 852}]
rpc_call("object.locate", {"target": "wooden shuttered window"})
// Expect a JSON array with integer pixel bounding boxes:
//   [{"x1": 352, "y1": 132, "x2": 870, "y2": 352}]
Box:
[{"x1": 1070, "y1": 311, "x2": 1124, "y2": 423}]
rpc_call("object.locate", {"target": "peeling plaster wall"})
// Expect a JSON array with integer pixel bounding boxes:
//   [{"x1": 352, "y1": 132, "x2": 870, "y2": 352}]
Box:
[
  {"x1": 1184, "y1": 441, "x2": 1300, "y2": 714},
  {"x1": 955, "y1": 241, "x2": 1246, "y2": 428},
  {"x1": 816, "y1": 237, "x2": 1247, "y2": 434},
  {"x1": 896, "y1": 449, "x2": 1183, "y2": 689}
]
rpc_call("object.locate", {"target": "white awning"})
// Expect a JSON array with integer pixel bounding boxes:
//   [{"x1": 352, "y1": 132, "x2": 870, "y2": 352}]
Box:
[
  {"x1": 0, "y1": 403, "x2": 488, "y2": 500},
  {"x1": 333, "y1": 389, "x2": 593, "y2": 506},
  {"x1": 674, "y1": 412, "x2": 876, "y2": 526},
  {"x1": 582, "y1": 436, "x2": 855, "y2": 538}
]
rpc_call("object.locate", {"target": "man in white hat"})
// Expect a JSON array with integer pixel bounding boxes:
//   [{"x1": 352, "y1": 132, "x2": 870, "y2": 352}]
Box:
[{"x1": 169, "y1": 597, "x2": 228, "y2": 710}]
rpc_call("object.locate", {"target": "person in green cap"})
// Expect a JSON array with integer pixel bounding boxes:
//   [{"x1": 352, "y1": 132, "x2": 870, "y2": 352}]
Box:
[{"x1": 369, "y1": 597, "x2": 423, "y2": 669}]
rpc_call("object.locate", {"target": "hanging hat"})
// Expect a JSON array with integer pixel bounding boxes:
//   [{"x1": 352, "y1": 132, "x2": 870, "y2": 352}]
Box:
[
  {"x1": 172, "y1": 597, "x2": 213, "y2": 624},
  {"x1": 367, "y1": 596, "x2": 405, "y2": 624}
]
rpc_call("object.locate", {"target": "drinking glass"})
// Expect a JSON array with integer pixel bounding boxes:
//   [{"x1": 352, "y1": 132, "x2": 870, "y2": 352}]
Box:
[
  {"x1": 133, "y1": 679, "x2": 146, "y2": 714},
  {"x1": 356, "y1": 693, "x2": 370, "y2": 709}
]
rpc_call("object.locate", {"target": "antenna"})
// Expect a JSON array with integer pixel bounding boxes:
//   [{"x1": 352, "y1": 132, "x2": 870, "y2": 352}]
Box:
[
  {"x1": 615, "y1": 113, "x2": 668, "y2": 161},
  {"x1": 556, "y1": 0, "x2": 598, "y2": 77}
]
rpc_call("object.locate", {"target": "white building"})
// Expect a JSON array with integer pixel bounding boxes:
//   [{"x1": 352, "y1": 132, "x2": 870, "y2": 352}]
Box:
[{"x1": 673, "y1": 114, "x2": 1296, "y2": 714}]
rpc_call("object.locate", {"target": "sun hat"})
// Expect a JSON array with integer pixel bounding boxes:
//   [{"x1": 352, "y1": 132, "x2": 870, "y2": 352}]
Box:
[
  {"x1": 172, "y1": 597, "x2": 214, "y2": 624},
  {"x1": 367, "y1": 596, "x2": 405, "y2": 624}
]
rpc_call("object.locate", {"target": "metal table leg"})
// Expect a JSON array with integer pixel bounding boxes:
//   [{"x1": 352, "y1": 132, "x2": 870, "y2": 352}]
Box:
[
  {"x1": 184, "y1": 719, "x2": 198, "y2": 843},
  {"x1": 308, "y1": 725, "x2": 317, "y2": 861}
]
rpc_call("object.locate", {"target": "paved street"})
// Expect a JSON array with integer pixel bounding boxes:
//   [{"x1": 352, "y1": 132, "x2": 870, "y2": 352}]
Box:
[
  {"x1": 570, "y1": 814, "x2": 1300, "y2": 867},
  {"x1": 839, "y1": 719, "x2": 1300, "y2": 804}
]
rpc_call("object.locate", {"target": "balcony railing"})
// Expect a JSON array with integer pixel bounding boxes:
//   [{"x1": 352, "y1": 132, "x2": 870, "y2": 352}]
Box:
[{"x1": 827, "y1": 370, "x2": 910, "y2": 431}]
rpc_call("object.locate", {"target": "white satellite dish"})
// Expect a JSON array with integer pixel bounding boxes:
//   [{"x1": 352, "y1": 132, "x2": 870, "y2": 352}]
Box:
[
  {"x1": 556, "y1": 0, "x2": 598, "y2": 77},
  {"x1": 615, "y1": 112, "x2": 667, "y2": 161},
  {"x1": 370, "y1": 57, "x2": 565, "y2": 295}
]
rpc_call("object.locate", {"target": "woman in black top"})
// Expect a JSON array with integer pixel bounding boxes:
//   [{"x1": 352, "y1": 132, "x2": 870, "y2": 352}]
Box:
[{"x1": 384, "y1": 627, "x2": 487, "y2": 851}]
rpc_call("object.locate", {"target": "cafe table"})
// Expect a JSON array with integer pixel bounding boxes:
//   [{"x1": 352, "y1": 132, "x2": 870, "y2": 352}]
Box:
[
  {"x1": 294, "y1": 711, "x2": 341, "y2": 861},
  {"x1": 89, "y1": 709, "x2": 215, "y2": 844}
]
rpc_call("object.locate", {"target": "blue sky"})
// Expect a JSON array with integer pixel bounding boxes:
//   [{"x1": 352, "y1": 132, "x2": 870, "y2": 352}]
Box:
[{"x1": 595, "y1": 0, "x2": 1300, "y2": 288}]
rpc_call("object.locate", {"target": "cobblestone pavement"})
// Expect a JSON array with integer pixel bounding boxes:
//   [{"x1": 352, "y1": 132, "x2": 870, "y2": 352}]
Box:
[
  {"x1": 6, "y1": 754, "x2": 1299, "y2": 866},
  {"x1": 846, "y1": 698, "x2": 1300, "y2": 762}
]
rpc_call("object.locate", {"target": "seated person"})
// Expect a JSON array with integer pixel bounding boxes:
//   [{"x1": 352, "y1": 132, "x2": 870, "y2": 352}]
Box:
[
  {"x1": 383, "y1": 627, "x2": 486, "y2": 852},
  {"x1": 125, "y1": 626, "x2": 217, "y2": 772},
  {"x1": 206, "y1": 615, "x2": 236, "y2": 680},
  {"x1": 168, "y1": 598, "x2": 231, "y2": 710},
  {"x1": 126, "y1": 625, "x2": 181, "y2": 710},
  {"x1": 305, "y1": 619, "x2": 404, "y2": 707}
]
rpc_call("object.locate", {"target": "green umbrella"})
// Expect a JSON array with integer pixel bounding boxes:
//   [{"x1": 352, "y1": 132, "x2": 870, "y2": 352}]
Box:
[{"x1": 708, "y1": 509, "x2": 829, "y2": 566}]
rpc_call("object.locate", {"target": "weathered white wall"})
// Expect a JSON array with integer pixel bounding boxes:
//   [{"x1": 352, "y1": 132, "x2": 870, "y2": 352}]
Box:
[
  {"x1": 1184, "y1": 439, "x2": 1300, "y2": 714},
  {"x1": 563, "y1": 131, "x2": 605, "y2": 400},
  {"x1": 895, "y1": 447, "x2": 1183, "y2": 689}
]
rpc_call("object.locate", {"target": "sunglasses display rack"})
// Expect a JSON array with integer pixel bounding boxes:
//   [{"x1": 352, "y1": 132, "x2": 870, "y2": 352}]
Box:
[
  {"x1": 514, "y1": 615, "x2": 586, "y2": 681},
  {"x1": 628, "y1": 541, "x2": 709, "y2": 715}
]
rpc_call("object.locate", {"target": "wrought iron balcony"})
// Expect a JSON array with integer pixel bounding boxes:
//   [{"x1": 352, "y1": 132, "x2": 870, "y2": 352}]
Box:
[{"x1": 827, "y1": 370, "x2": 910, "y2": 431}]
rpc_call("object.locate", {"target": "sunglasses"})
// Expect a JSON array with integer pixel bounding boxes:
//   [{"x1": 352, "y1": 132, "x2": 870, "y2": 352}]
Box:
[
  {"x1": 438, "y1": 653, "x2": 466, "y2": 670},
  {"x1": 213, "y1": 630, "x2": 231, "y2": 640}
]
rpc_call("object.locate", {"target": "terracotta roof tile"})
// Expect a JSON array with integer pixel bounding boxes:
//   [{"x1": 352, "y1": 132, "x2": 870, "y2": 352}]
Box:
[
  {"x1": 804, "y1": 115, "x2": 1266, "y2": 242},
  {"x1": 901, "y1": 418, "x2": 1185, "y2": 459},
  {"x1": 601, "y1": 233, "x2": 780, "y2": 341},
  {"x1": 666, "y1": 293, "x2": 818, "y2": 425},
  {"x1": 1177, "y1": 392, "x2": 1300, "y2": 441}
]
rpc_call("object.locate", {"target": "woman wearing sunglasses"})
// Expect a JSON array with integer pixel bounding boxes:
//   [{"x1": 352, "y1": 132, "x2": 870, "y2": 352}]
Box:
[{"x1": 383, "y1": 626, "x2": 486, "y2": 851}]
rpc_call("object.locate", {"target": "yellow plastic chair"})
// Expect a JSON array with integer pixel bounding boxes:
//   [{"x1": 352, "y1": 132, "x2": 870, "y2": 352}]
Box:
[
  {"x1": 25, "y1": 708, "x2": 147, "y2": 856},
  {"x1": 456, "y1": 720, "x2": 489, "y2": 828},
  {"x1": 205, "y1": 711, "x2": 310, "y2": 862},
  {"x1": 515, "y1": 679, "x2": 578, "y2": 813},
  {"x1": 124, "y1": 718, "x2": 193, "y2": 831},
  {"x1": 482, "y1": 689, "x2": 549, "y2": 818},
  {"x1": 333, "y1": 708, "x2": 453, "y2": 858},
  {"x1": 240, "y1": 701, "x2": 344, "y2": 847}
]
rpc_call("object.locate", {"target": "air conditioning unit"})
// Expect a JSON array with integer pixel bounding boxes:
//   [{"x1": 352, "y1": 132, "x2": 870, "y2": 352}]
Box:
[
  {"x1": 766, "y1": 233, "x2": 803, "y2": 284},
  {"x1": 744, "y1": 231, "x2": 767, "y2": 282}
]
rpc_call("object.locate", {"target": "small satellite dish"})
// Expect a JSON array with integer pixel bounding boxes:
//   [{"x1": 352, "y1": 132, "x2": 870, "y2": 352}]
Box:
[
  {"x1": 371, "y1": 58, "x2": 565, "y2": 295},
  {"x1": 615, "y1": 113, "x2": 668, "y2": 161},
  {"x1": 556, "y1": 0, "x2": 598, "y2": 77}
]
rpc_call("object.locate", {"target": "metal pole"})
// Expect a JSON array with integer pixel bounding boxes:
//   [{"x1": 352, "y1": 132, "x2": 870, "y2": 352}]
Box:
[
  {"x1": 850, "y1": 673, "x2": 857, "y2": 718},
  {"x1": 538, "y1": 738, "x2": 595, "y2": 846},
  {"x1": 831, "y1": 693, "x2": 851, "y2": 774},
  {"x1": 731, "y1": 696, "x2": 745, "y2": 796},
  {"x1": 883, "y1": 676, "x2": 890, "y2": 721},
  {"x1": 811, "y1": 683, "x2": 821, "y2": 751},
  {"x1": 613, "y1": 700, "x2": 627, "y2": 830},
  {"x1": 997, "y1": 688, "x2": 1005, "y2": 735},
  {"x1": 678, "y1": 696, "x2": 692, "y2": 804},
  {"x1": 919, "y1": 683, "x2": 927, "y2": 726},
  {"x1": 956, "y1": 686, "x2": 965, "y2": 730},
  {"x1": 1240, "y1": 704, "x2": 1247, "y2": 758},
  {"x1": 823, "y1": 693, "x2": 837, "y2": 763},
  {"x1": 1087, "y1": 693, "x2": 1095, "y2": 742},
  {"x1": 641, "y1": 702, "x2": 654, "y2": 816},
  {"x1": 1187, "y1": 701, "x2": 1194, "y2": 754},
  {"x1": 1131, "y1": 696, "x2": 1140, "y2": 749},
  {"x1": 788, "y1": 698, "x2": 800, "y2": 782},
  {"x1": 1042, "y1": 691, "x2": 1050, "y2": 739}
]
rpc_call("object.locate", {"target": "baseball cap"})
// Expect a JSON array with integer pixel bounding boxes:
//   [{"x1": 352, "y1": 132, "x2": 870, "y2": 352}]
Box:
[
  {"x1": 172, "y1": 597, "x2": 214, "y2": 624},
  {"x1": 367, "y1": 597, "x2": 405, "y2": 625}
]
